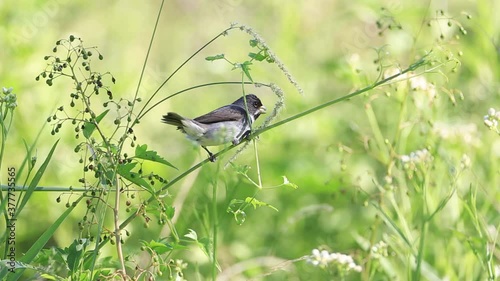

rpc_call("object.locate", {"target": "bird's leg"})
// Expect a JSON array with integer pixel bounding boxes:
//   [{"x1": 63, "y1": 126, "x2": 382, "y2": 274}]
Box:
[
  {"x1": 202, "y1": 146, "x2": 216, "y2": 162},
  {"x1": 233, "y1": 130, "x2": 252, "y2": 146},
  {"x1": 241, "y1": 130, "x2": 251, "y2": 141}
]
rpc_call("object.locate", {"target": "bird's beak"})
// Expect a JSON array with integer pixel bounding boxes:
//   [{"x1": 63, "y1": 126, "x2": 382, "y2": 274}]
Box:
[{"x1": 259, "y1": 105, "x2": 267, "y2": 114}]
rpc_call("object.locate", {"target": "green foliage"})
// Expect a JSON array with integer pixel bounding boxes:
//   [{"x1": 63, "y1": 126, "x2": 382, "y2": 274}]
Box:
[{"x1": 133, "y1": 144, "x2": 176, "y2": 170}]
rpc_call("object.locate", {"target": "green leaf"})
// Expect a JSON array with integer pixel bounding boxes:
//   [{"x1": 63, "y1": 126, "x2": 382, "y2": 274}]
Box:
[
  {"x1": 249, "y1": 39, "x2": 258, "y2": 47},
  {"x1": 248, "y1": 52, "x2": 266, "y2": 62},
  {"x1": 83, "y1": 110, "x2": 109, "y2": 139},
  {"x1": 39, "y1": 274, "x2": 58, "y2": 280},
  {"x1": 67, "y1": 239, "x2": 89, "y2": 273},
  {"x1": 205, "y1": 54, "x2": 225, "y2": 61},
  {"x1": 230, "y1": 163, "x2": 250, "y2": 176},
  {"x1": 134, "y1": 144, "x2": 177, "y2": 170},
  {"x1": 142, "y1": 240, "x2": 173, "y2": 255},
  {"x1": 165, "y1": 205, "x2": 175, "y2": 219},
  {"x1": 245, "y1": 197, "x2": 279, "y2": 212},
  {"x1": 117, "y1": 162, "x2": 154, "y2": 195},
  {"x1": 240, "y1": 61, "x2": 254, "y2": 82},
  {"x1": 17, "y1": 140, "x2": 59, "y2": 216}
]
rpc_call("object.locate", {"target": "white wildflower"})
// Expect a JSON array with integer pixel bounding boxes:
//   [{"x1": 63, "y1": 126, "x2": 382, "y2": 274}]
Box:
[
  {"x1": 488, "y1": 108, "x2": 496, "y2": 117},
  {"x1": 371, "y1": 241, "x2": 389, "y2": 259},
  {"x1": 460, "y1": 154, "x2": 471, "y2": 169},
  {"x1": 2, "y1": 87, "x2": 13, "y2": 94},
  {"x1": 401, "y1": 148, "x2": 433, "y2": 170},
  {"x1": 1, "y1": 87, "x2": 17, "y2": 109},
  {"x1": 484, "y1": 108, "x2": 500, "y2": 131},
  {"x1": 307, "y1": 248, "x2": 362, "y2": 274}
]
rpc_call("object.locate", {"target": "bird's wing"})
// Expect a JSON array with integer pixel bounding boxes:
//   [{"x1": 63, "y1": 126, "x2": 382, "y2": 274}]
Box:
[{"x1": 194, "y1": 104, "x2": 247, "y2": 124}]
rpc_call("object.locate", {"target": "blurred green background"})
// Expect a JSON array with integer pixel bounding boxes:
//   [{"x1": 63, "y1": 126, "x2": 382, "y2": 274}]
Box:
[{"x1": 1, "y1": 0, "x2": 499, "y2": 280}]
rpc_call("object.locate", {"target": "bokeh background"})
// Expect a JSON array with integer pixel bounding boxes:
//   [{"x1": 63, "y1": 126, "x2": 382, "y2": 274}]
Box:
[{"x1": 1, "y1": 0, "x2": 499, "y2": 280}]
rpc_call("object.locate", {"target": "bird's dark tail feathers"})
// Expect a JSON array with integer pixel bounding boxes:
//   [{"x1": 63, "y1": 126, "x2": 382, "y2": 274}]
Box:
[{"x1": 161, "y1": 112, "x2": 185, "y2": 128}]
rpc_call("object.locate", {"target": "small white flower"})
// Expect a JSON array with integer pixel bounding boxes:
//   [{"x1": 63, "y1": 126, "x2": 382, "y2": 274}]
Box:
[
  {"x1": 371, "y1": 241, "x2": 389, "y2": 259},
  {"x1": 484, "y1": 118, "x2": 497, "y2": 129},
  {"x1": 2, "y1": 91, "x2": 17, "y2": 109},
  {"x1": 401, "y1": 155, "x2": 410, "y2": 162},
  {"x1": 306, "y1": 248, "x2": 362, "y2": 273},
  {"x1": 2, "y1": 87, "x2": 13, "y2": 94},
  {"x1": 483, "y1": 108, "x2": 500, "y2": 131},
  {"x1": 460, "y1": 154, "x2": 471, "y2": 169},
  {"x1": 307, "y1": 249, "x2": 331, "y2": 268},
  {"x1": 495, "y1": 112, "x2": 500, "y2": 120},
  {"x1": 488, "y1": 108, "x2": 496, "y2": 117}
]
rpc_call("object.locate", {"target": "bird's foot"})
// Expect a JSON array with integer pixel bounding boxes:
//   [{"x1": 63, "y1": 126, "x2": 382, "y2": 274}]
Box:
[
  {"x1": 208, "y1": 153, "x2": 217, "y2": 162},
  {"x1": 241, "y1": 130, "x2": 251, "y2": 141},
  {"x1": 202, "y1": 146, "x2": 217, "y2": 162}
]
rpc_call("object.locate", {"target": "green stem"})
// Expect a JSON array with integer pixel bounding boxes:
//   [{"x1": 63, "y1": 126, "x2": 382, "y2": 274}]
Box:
[
  {"x1": 128, "y1": 0, "x2": 165, "y2": 122},
  {"x1": 212, "y1": 176, "x2": 218, "y2": 281},
  {"x1": 414, "y1": 165, "x2": 430, "y2": 281},
  {"x1": 253, "y1": 139, "x2": 263, "y2": 188},
  {"x1": 364, "y1": 103, "x2": 389, "y2": 164},
  {"x1": 134, "y1": 25, "x2": 239, "y2": 123},
  {"x1": 114, "y1": 176, "x2": 126, "y2": 274},
  {"x1": 414, "y1": 221, "x2": 426, "y2": 281},
  {"x1": 254, "y1": 55, "x2": 428, "y2": 138}
]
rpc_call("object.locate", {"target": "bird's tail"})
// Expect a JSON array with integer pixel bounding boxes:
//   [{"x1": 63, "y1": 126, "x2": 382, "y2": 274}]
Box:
[{"x1": 161, "y1": 112, "x2": 185, "y2": 128}]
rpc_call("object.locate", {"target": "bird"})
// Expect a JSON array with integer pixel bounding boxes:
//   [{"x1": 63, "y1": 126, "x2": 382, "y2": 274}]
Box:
[{"x1": 161, "y1": 94, "x2": 266, "y2": 162}]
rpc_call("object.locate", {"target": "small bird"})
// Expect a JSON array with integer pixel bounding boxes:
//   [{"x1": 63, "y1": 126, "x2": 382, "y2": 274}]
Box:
[{"x1": 162, "y1": 94, "x2": 266, "y2": 162}]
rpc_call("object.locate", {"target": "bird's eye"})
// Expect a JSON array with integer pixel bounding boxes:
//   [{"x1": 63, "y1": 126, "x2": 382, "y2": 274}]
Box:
[{"x1": 253, "y1": 101, "x2": 260, "y2": 108}]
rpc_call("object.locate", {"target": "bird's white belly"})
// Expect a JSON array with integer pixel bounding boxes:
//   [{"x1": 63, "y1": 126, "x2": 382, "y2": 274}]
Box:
[{"x1": 186, "y1": 121, "x2": 244, "y2": 146}]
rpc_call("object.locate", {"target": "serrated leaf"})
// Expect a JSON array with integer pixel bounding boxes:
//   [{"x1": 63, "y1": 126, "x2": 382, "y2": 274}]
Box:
[
  {"x1": 134, "y1": 144, "x2": 177, "y2": 170},
  {"x1": 142, "y1": 240, "x2": 173, "y2": 255},
  {"x1": 165, "y1": 205, "x2": 175, "y2": 219},
  {"x1": 230, "y1": 163, "x2": 250, "y2": 175},
  {"x1": 248, "y1": 52, "x2": 266, "y2": 61},
  {"x1": 67, "y1": 239, "x2": 88, "y2": 273},
  {"x1": 245, "y1": 197, "x2": 278, "y2": 212},
  {"x1": 265, "y1": 56, "x2": 275, "y2": 63},
  {"x1": 205, "y1": 54, "x2": 225, "y2": 61},
  {"x1": 226, "y1": 199, "x2": 244, "y2": 213},
  {"x1": 83, "y1": 110, "x2": 109, "y2": 139},
  {"x1": 240, "y1": 61, "x2": 254, "y2": 82},
  {"x1": 117, "y1": 162, "x2": 154, "y2": 194}
]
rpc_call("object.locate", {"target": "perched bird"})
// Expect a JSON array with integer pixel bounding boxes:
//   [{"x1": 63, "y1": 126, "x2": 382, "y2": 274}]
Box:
[{"x1": 162, "y1": 94, "x2": 266, "y2": 162}]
